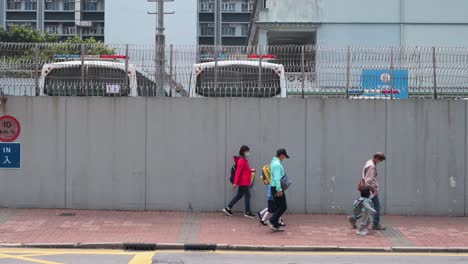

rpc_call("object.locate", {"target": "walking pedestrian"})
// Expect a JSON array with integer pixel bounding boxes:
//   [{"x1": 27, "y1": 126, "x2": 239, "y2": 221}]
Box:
[
  {"x1": 223, "y1": 145, "x2": 256, "y2": 218},
  {"x1": 258, "y1": 166, "x2": 285, "y2": 226},
  {"x1": 348, "y1": 152, "x2": 386, "y2": 231},
  {"x1": 266, "y1": 148, "x2": 290, "y2": 232},
  {"x1": 354, "y1": 186, "x2": 377, "y2": 236}
]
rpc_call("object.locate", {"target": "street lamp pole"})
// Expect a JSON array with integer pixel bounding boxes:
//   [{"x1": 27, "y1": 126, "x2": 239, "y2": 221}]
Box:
[{"x1": 147, "y1": 0, "x2": 174, "y2": 96}]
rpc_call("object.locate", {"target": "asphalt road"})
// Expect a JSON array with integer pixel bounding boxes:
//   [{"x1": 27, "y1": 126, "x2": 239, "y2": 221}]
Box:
[
  {"x1": 0, "y1": 248, "x2": 467, "y2": 264},
  {"x1": 154, "y1": 251, "x2": 468, "y2": 264}
]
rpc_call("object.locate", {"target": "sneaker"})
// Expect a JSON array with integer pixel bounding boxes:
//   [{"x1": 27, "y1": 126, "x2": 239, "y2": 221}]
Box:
[
  {"x1": 372, "y1": 225, "x2": 386, "y2": 231},
  {"x1": 257, "y1": 212, "x2": 263, "y2": 220},
  {"x1": 223, "y1": 207, "x2": 233, "y2": 216},
  {"x1": 363, "y1": 228, "x2": 369, "y2": 235},
  {"x1": 348, "y1": 216, "x2": 357, "y2": 229},
  {"x1": 356, "y1": 230, "x2": 367, "y2": 236},
  {"x1": 244, "y1": 212, "x2": 255, "y2": 219},
  {"x1": 265, "y1": 220, "x2": 274, "y2": 229},
  {"x1": 260, "y1": 220, "x2": 267, "y2": 226},
  {"x1": 272, "y1": 227, "x2": 285, "y2": 232},
  {"x1": 265, "y1": 220, "x2": 282, "y2": 232},
  {"x1": 279, "y1": 220, "x2": 286, "y2": 227}
]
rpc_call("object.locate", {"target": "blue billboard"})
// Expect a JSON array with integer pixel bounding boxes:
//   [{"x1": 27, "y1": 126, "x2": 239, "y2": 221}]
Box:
[{"x1": 352, "y1": 69, "x2": 409, "y2": 99}]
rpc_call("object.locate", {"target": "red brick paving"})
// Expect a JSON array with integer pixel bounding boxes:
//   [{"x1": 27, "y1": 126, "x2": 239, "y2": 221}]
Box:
[
  {"x1": 386, "y1": 216, "x2": 468, "y2": 248},
  {"x1": 0, "y1": 209, "x2": 183, "y2": 244},
  {"x1": 0, "y1": 209, "x2": 467, "y2": 248},
  {"x1": 199, "y1": 214, "x2": 391, "y2": 247}
]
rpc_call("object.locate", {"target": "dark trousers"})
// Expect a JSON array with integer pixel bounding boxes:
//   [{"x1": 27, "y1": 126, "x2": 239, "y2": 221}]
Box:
[
  {"x1": 227, "y1": 186, "x2": 251, "y2": 213},
  {"x1": 372, "y1": 195, "x2": 381, "y2": 226},
  {"x1": 269, "y1": 187, "x2": 287, "y2": 228}
]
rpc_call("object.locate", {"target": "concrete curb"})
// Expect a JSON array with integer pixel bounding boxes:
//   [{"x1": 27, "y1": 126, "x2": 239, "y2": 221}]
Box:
[{"x1": 2, "y1": 243, "x2": 468, "y2": 253}]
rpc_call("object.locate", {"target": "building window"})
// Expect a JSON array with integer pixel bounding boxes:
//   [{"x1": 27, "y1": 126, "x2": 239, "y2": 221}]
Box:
[
  {"x1": 84, "y1": 0, "x2": 98, "y2": 11},
  {"x1": 222, "y1": 0, "x2": 235, "y2": 12},
  {"x1": 7, "y1": 0, "x2": 22, "y2": 10},
  {"x1": 25, "y1": 0, "x2": 37, "y2": 10},
  {"x1": 222, "y1": 24, "x2": 236, "y2": 36},
  {"x1": 64, "y1": 26, "x2": 76, "y2": 35},
  {"x1": 200, "y1": 23, "x2": 214, "y2": 36},
  {"x1": 45, "y1": 0, "x2": 59, "y2": 11},
  {"x1": 83, "y1": 27, "x2": 98, "y2": 35},
  {"x1": 241, "y1": 24, "x2": 249, "y2": 36},
  {"x1": 64, "y1": 0, "x2": 75, "y2": 11},
  {"x1": 45, "y1": 24, "x2": 59, "y2": 34},
  {"x1": 241, "y1": 0, "x2": 254, "y2": 12},
  {"x1": 200, "y1": 0, "x2": 214, "y2": 12},
  {"x1": 263, "y1": 0, "x2": 267, "y2": 8}
]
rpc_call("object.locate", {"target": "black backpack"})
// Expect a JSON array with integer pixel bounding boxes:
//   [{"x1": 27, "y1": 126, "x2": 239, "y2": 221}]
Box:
[{"x1": 229, "y1": 163, "x2": 236, "y2": 184}]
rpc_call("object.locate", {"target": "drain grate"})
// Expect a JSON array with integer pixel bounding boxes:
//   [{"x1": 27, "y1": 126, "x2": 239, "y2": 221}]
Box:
[
  {"x1": 59, "y1": 213, "x2": 76, "y2": 217},
  {"x1": 184, "y1": 244, "x2": 216, "y2": 251},
  {"x1": 124, "y1": 243, "x2": 157, "y2": 251}
]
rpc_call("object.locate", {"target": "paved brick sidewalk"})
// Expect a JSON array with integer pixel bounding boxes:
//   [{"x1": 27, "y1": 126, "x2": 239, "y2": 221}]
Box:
[{"x1": 0, "y1": 209, "x2": 467, "y2": 248}]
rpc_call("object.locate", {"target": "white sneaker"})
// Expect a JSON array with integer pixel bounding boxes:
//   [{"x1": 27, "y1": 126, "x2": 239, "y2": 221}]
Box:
[
  {"x1": 356, "y1": 230, "x2": 367, "y2": 236},
  {"x1": 363, "y1": 228, "x2": 369, "y2": 235},
  {"x1": 265, "y1": 220, "x2": 274, "y2": 229}
]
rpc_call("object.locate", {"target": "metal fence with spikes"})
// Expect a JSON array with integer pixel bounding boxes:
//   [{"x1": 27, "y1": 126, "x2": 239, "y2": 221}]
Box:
[{"x1": 1, "y1": 43, "x2": 467, "y2": 99}]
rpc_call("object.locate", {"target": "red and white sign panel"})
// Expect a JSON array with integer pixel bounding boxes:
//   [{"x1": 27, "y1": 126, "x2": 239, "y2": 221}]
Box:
[{"x1": 0, "y1": 116, "x2": 21, "y2": 142}]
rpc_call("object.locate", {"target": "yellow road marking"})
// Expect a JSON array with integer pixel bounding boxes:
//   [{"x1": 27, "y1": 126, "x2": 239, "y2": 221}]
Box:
[
  {"x1": 0, "y1": 248, "x2": 134, "y2": 255},
  {"x1": 128, "y1": 251, "x2": 156, "y2": 264},
  {"x1": 0, "y1": 252, "x2": 63, "y2": 264},
  {"x1": 0, "y1": 248, "x2": 156, "y2": 264}
]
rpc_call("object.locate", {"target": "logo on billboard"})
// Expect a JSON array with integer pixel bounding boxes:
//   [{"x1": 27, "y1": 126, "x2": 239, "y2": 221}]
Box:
[{"x1": 380, "y1": 73, "x2": 391, "y2": 84}]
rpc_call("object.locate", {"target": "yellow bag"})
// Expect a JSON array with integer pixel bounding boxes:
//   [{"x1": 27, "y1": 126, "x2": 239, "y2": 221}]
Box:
[{"x1": 260, "y1": 164, "x2": 271, "y2": 185}]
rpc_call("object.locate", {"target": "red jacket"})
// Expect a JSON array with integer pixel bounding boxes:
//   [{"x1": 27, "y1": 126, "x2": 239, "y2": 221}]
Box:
[{"x1": 233, "y1": 156, "x2": 252, "y2": 186}]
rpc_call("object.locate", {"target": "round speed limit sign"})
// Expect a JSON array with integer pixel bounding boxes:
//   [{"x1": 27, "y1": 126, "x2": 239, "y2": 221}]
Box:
[{"x1": 0, "y1": 116, "x2": 21, "y2": 142}]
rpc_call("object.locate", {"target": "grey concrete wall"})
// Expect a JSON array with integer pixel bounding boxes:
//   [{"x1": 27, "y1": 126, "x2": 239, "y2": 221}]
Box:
[
  {"x1": 466, "y1": 102, "x2": 468, "y2": 216},
  {"x1": 0, "y1": 97, "x2": 66, "y2": 208},
  {"x1": 146, "y1": 98, "x2": 227, "y2": 211},
  {"x1": 0, "y1": 97, "x2": 466, "y2": 216},
  {"x1": 306, "y1": 100, "x2": 387, "y2": 214},
  {"x1": 226, "y1": 99, "x2": 306, "y2": 213},
  {"x1": 66, "y1": 98, "x2": 147, "y2": 210},
  {"x1": 386, "y1": 100, "x2": 466, "y2": 216}
]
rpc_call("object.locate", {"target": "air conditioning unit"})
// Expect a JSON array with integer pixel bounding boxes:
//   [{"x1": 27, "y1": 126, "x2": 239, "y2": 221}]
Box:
[
  {"x1": 90, "y1": 0, "x2": 98, "y2": 2},
  {"x1": 208, "y1": 24, "x2": 214, "y2": 27},
  {"x1": 229, "y1": 24, "x2": 237, "y2": 27},
  {"x1": 14, "y1": 0, "x2": 21, "y2": 3},
  {"x1": 69, "y1": 0, "x2": 75, "y2": 2},
  {"x1": 31, "y1": 0, "x2": 37, "y2": 2},
  {"x1": 46, "y1": 0, "x2": 53, "y2": 3}
]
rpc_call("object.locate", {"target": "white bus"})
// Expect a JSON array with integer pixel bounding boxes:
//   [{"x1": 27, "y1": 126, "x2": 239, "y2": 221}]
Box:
[
  {"x1": 38, "y1": 60, "x2": 168, "y2": 97},
  {"x1": 189, "y1": 60, "x2": 287, "y2": 98}
]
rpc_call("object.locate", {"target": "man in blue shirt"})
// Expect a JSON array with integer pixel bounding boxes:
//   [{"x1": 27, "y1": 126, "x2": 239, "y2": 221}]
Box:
[{"x1": 266, "y1": 148, "x2": 290, "y2": 231}]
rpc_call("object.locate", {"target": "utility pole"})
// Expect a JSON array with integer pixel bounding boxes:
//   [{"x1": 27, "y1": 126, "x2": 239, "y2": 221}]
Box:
[{"x1": 147, "y1": 0, "x2": 174, "y2": 96}]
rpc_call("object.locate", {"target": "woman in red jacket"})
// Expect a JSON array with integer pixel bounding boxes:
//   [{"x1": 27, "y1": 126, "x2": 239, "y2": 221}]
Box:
[{"x1": 223, "y1": 145, "x2": 256, "y2": 218}]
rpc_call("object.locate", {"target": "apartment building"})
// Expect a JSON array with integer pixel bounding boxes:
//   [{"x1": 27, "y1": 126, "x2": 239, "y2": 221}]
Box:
[
  {"x1": 199, "y1": 0, "x2": 254, "y2": 45},
  {"x1": 0, "y1": 0, "x2": 105, "y2": 41}
]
